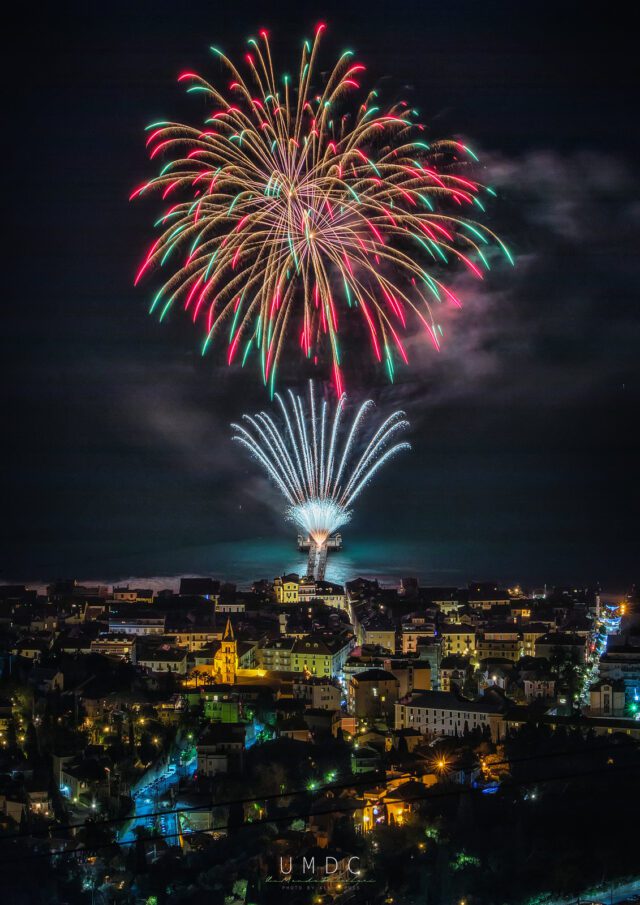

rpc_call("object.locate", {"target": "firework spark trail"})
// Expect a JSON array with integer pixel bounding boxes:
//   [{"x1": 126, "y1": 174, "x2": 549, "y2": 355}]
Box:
[
  {"x1": 231, "y1": 381, "x2": 410, "y2": 546},
  {"x1": 132, "y1": 24, "x2": 513, "y2": 395}
]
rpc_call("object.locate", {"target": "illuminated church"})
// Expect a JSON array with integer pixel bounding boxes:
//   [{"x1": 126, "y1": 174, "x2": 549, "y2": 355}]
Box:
[{"x1": 214, "y1": 617, "x2": 237, "y2": 684}]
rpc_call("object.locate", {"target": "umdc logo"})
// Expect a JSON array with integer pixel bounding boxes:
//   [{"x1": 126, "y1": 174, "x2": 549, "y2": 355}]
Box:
[{"x1": 279, "y1": 855, "x2": 361, "y2": 877}]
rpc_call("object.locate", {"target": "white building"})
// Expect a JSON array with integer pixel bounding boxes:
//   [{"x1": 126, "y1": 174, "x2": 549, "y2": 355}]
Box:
[
  {"x1": 395, "y1": 689, "x2": 507, "y2": 742},
  {"x1": 108, "y1": 614, "x2": 165, "y2": 636},
  {"x1": 137, "y1": 648, "x2": 188, "y2": 674}
]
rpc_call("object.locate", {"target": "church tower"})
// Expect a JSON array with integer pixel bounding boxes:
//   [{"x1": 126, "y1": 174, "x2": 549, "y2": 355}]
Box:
[{"x1": 215, "y1": 617, "x2": 237, "y2": 684}]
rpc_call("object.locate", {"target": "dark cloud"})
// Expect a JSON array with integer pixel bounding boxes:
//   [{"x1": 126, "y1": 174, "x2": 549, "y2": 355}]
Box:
[{"x1": 381, "y1": 150, "x2": 640, "y2": 421}]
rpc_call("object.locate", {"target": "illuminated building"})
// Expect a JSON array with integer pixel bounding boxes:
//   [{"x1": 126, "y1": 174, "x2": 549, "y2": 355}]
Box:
[
  {"x1": 598, "y1": 645, "x2": 640, "y2": 703},
  {"x1": 298, "y1": 578, "x2": 346, "y2": 610},
  {"x1": 589, "y1": 678, "x2": 626, "y2": 716},
  {"x1": 214, "y1": 618, "x2": 237, "y2": 684},
  {"x1": 112, "y1": 586, "x2": 154, "y2": 604},
  {"x1": 395, "y1": 689, "x2": 508, "y2": 741},
  {"x1": 348, "y1": 668, "x2": 400, "y2": 720},
  {"x1": 440, "y1": 623, "x2": 477, "y2": 657},
  {"x1": 137, "y1": 646, "x2": 188, "y2": 674},
  {"x1": 274, "y1": 574, "x2": 300, "y2": 604},
  {"x1": 476, "y1": 626, "x2": 523, "y2": 662},
  {"x1": 291, "y1": 634, "x2": 352, "y2": 678}
]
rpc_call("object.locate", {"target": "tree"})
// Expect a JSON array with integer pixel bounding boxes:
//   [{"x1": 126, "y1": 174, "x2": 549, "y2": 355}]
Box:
[{"x1": 24, "y1": 720, "x2": 39, "y2": 763}]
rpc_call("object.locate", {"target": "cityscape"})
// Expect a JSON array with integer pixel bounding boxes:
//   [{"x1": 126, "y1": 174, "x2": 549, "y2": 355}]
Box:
[
  {"x1": 1, "y1": 573, "x2": 639, "y2": 903},
  {"x1": 3, "y1": 0, "x2": 639, "y2": 903}
]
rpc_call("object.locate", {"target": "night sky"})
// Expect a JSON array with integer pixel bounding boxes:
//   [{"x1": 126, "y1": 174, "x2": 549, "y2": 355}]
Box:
[{"x1": 3, "y1": 0, "x2": 639, "y2": 588}]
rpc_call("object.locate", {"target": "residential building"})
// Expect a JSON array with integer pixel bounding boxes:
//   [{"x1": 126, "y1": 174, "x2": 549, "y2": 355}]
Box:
[
  {"x1": 598, "y1": 645, "x2": 640, "y2": 702},
  {"x1": 535, "y1": 632, "x2": 586, "y2": 663},
  {"x1": 440, "y1": 624, "x2": 477, "y2": 657},
  {"x1": 90, "y1": 634, "x2": 135, "y2": 660},
  {"x1": 439, "y1": 655, "x2": 469, "y2": 692},
  {"x1": 197, "y1": 723, "x2": 246, "y2": 775},
  {"x1": 361, "y1": 616, "x2": 396, "y2": 653},
  {"x1": 395, "y1": 688, "x2": 508, "y2": 742},
  {"x1": 112, "y1": 586, "x2": 154, "y2": 604},
  {"x1": 521, "y1": 623, "x2": 550, "y2": 657},
  {"x1": 467, "y1": 582, "x2": 511, "y2": 610},
  {"x1": 522, "y1": 675, "x2": 556, "y2": 703},
  {"x1": 171, "y1": 628, "x2": 221, "y2": 652},
  {"x1": 351, "y1": 745, "x2": 382, "y2": 774},
  {"x1": 108, "y1": 613, "x2": 165, "y2": 636},
  {"x1": 292, "y1": 677, "x2": 342, "y2": 710},
  {"x1": 137, "y1": 646, "x2": 188, "y2": 675},
  {"x1": 401, "y1": 617, "x2": 437, "y2": 655},
  {"x1": 348, "y1": 668, "x2": 400, "y2": 721},
  {"x1": 274, "y1": 574, "x2": 300, "y2": 604},
  {"x1": 477, "y1": 626, "x2": 523, "y2": 663},
  {"x1": 291, "y1": 633, "x2": 352, "y2": 677},
  {"x1": 384, "y1": 658, "x2": 431, "y2": 697},
  {"x1": 299, "y1": 578, "x2": 346, "y2": 610},
  {"x1": 259, "y1": 637, "x2": 295, "y2": 673},
  {"x1": 59, "y1": 759, "x2": 106, "y2": 801},
  {"x1": 589, "y1": 678, "x2": 626, "y2": 717}
]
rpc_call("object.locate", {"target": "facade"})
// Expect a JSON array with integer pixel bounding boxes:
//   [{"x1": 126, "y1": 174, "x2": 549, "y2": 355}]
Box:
[
  {"x1": 589, "y1": 678, "x2": 626, "y2": 716},
  {"x1": 476, "y1": 627, "x2": 523, "y2": 663},
  {"x1": 291, "y1": 634, "x2": 352, "y2": 677},
  {"x1": 522, "y1": 676, "x2": 556, "y2": 702},
  {"x1": 510, "y1": 600, "x2": 534, "y2": 620},
  {"x1": 348, "y1": 669, "x2": 400, "y2": 721},
  {"x1": 274, "y1": 574, "x2": 300, "y2": 604},
  {"x1": 351, "y1": 745, "x2": 382, "y2": 774},
  {"x1": 108, "y1": 614, "x2": 165, "y2": 636},
  {"x1": 292, "y1": 677, "x2": 342, "y2": 710},
  {"x1": 137, "y1": 647, "x2": 188, "y2": 674},
  {"x1": 299, "y1": 579, "x2": 346, "y2": 610},
  {"x1": 59, "y1": 760, "x2": 105, "y2": 800},
  {"x1": 203, "y1": 691, "x2": 242, "y2": 723},
  {"x1": 401, "y1": 619, "x2": 437, "y2": 655},
  {"x1": 535, "y1": 632, "x2": 586, "y2": 663},
  {"x1": 440, "y1": 624, "x2": 477, "y2": 657},
  {"x1": 439, "y1": 655, "x2": 469, "y2": 692},
  {"x1": 197, "y1": 723, "x2": 246, "y2": 775},
  {"x1": 395, "y1": 689, "x2": 507, "y2": 742},
  {"x1": 26, "y1": 788, "x2": 52, "y2": 817},
  {"x1": 215, "y1": 599, "x2": 246, "y2": 614},
  {"x1": 259, "y1": 638, "x2": 295, "y2": 672},
  {"x1": 113, "y1": 587, "x2": 154, "y2": 604},
  {"x1": 90, "y1": 634, "x2": 135, "y2": 659},
  {"x1": 430, "y1": 589, "x2": 462, "y2": 618},
  {"x1": 385, "y1": 659, "x2": 432, "y2": 697},
  {"x1": 598, "y1": 645, "x2": 640, "y2": 702},
  {"x1": 467, "y1": 583, "x2": 511, "y2": 610},
  {"x1": 361, "y1": 618, "x2": 396, "y2": 653},
  {"x1": 172, "y1": 629, "x2": 221, "y2": 652},
  {"x1": 521, "y1": 623, "x2": 550, "y2": 657}
]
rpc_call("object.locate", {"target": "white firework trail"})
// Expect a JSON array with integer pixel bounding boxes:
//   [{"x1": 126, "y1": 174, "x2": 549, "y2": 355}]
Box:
[{"x1": 231, "y1": 380, "x2": 410, "y2": 547}]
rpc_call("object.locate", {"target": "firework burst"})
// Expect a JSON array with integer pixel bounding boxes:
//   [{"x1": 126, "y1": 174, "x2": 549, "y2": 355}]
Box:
[
  {"x1": 231, "y1": 381, "x2": 410, "y2": 547},
  {"x1": 132, "y1": 24, "x2": 513, "y2": 395}
]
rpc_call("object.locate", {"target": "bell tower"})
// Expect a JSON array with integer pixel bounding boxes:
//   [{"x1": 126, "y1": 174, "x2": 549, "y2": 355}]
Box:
[{"x1": 216, "y1": 617, "x2": 237, "y2": 684}]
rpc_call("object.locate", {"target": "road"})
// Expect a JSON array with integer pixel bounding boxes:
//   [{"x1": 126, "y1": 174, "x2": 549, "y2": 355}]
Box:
[{"x1": 118, "y1": 741, "x2": 196, "y2": 845}]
